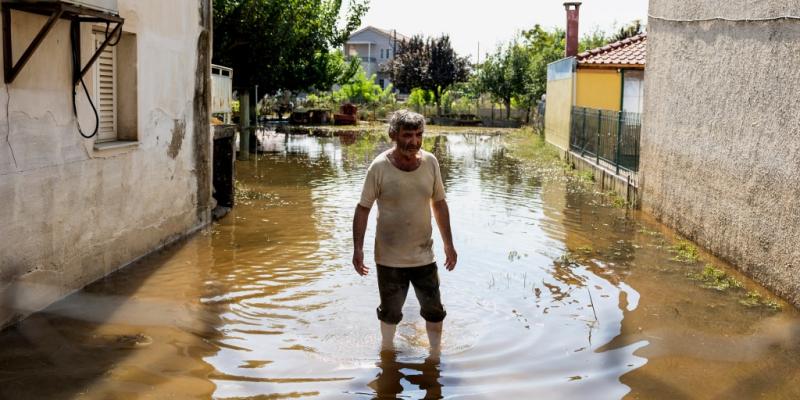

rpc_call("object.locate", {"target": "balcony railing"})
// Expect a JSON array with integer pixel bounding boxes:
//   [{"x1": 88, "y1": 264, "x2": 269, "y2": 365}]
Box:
[{"x1": 569, "y1": 106, "x2": 641, "y2": 172}]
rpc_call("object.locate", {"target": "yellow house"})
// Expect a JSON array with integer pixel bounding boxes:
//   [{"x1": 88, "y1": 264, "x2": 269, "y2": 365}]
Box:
[
  {"x1": 545, "y1": 34, "x2": 646, "y2": 153},
  {"x1": 575, "y1": 34, "x2": 646, "y2": 113}
]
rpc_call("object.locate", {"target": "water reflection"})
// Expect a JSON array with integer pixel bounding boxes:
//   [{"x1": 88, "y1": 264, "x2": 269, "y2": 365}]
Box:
[
  {"x1": 0, "y1": 129, "x2": 798, "y2": 399},
  {"x1": 368, "y1": 351, "x2": 442, "y2": 399}
]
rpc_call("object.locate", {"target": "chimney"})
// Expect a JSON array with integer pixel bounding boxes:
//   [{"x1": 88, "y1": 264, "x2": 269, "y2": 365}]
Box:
[{"x1": 564, "y1": 2, "x2": 582, "y2": 57}]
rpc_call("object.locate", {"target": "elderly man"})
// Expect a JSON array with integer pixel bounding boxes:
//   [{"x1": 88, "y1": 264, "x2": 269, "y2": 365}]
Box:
[{"x1": 352, "y1": 109, "x2": 457, "y2": 356}]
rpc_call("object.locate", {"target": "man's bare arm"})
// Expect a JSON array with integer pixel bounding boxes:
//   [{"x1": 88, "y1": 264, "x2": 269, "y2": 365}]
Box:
[
  {"x1": 352, "y1": 204, "x2": 371, "y2": 276},
  {"x1": 432, "y1": 199, "x2": 457, "y2": 271}
]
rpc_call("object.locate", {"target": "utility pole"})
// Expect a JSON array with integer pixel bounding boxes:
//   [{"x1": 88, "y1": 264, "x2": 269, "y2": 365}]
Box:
[
  {"x1": 254, "y1": 84, "x2": 259, "y2": 171},
  {"x1": 476, "y1": 41, "x2": 480, "y2": 116},
  {"x1": 238, "y1": 90, "x2": 250, "y2": 160}
]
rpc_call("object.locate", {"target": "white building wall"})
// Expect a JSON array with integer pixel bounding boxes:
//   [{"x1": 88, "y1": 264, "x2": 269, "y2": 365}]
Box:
[{"x1": 0, "y1": 0, "x2": 212, "y2": 328}]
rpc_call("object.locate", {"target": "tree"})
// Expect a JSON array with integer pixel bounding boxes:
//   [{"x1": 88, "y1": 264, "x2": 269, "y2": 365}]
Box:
[
  {"x1": 407, "y1": 88, "x2": 434, "y2": 113},
  {"x1": 610, "y1": 20, "x2": 644, "y2": 42},
  {"x1": 479, "y1": 40, "x2": 534, "y2": 119},
  {"x1": 391, "y1": 35, "x2": 469, "y2": 116},
  {"x1": 334, "y1": 68, "x2": 393, "y2": 106},
  {"x1": 520, "y1": 25, "x2": 565, "y2": 104},
  {"x1": 213, "y1": 0, "x2": 369, "y2": 94}
]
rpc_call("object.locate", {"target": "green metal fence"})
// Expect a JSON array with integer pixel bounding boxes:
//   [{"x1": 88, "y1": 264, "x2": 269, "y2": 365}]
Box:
[{"x1": 569, "y1": 106, "x2": 641, "y2": 172}]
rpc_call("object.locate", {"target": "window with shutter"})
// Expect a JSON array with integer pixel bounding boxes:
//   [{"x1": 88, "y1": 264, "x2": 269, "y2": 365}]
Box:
[{"x1": 94, "y1": 31, "x2": 117, "y2": 142}]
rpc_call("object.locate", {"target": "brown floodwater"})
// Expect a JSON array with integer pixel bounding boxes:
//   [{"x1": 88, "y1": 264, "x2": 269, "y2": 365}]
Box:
[{"x1": 1, "y1": 128, "x2": 798, "y2": 399}]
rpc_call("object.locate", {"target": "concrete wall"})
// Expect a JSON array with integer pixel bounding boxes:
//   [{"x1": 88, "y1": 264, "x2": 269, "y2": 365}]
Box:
[
  {"x1": 575, "y1": 68, "x2": 621, "y2": 111},
  {"x1": 641, "y1": 0, "x2": 800, "y2": 308},
  {"x1": 544, "y1": 77, "x2": 573, "y2": 151},
  {"x1": 0, "y1": 0, "x2": 212, "y2": 328}
]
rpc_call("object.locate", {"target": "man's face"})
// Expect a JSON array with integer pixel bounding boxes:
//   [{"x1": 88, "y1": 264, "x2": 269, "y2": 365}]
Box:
[{"x1": 394, "y1": 127, "x2": 423, "y2": 158}]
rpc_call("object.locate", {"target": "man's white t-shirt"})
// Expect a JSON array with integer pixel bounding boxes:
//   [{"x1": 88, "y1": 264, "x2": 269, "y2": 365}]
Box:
[{"x1": 359, "y1": 149, "x2": 446, "y2": 267}]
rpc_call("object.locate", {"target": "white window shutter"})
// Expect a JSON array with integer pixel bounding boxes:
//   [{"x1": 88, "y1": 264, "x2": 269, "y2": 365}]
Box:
[{"x1": 94, "y1": 32, "x2": 117, "y2": 141}]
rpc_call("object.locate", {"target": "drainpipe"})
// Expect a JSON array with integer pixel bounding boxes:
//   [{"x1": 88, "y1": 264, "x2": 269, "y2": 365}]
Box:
[
  {"x1": 564, "y1": 2, "x2": 582, "y2": 57},
  {"x1": 616, "y1": 69, "x2": 625, "y2": 174}
]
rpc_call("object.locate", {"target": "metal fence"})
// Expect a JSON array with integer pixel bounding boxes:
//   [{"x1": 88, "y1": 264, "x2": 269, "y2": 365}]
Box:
[{"x1": 569, "y1": 106, "x2": 641, "y2": 172}]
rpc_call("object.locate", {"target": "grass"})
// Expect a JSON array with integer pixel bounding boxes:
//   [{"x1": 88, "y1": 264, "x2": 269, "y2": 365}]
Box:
[
  {"x1": 606, "y1": 191, "x2": 628, "y2": 208},
  {"x1": 685, "y1": 264, "x2": 783, "y2": 311},
  {"x1": 637, "y1": 227, "x2": 661, "y2": 236},
  {"x1": 739, "y1": 290, "x2": 782, "y2": 311},
  {"x1": 504, "y1": 127, "x2": 562, "y2": 165},
  {"x1": 669, "y1": 240, "x2": 700, "y2": 263},
  {"x1": 575, "y1": 170, "x2": 594, "y2": 183},
  {"x1": 687, "y1": 264, "x2": 743, "y2": 291}
]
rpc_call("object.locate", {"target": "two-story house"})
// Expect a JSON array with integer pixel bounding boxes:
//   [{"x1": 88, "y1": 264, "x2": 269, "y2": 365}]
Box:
[{"x1": 344, "y1": 26, "x2": 408, "y2": 91}]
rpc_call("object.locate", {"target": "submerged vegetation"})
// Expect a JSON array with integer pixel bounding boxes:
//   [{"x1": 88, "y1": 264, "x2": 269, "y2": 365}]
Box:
[
  {"x1": 739, "y1": 291, "x2": 782, "y2": 311},
  {"x1": 504, "y1": 127, "x2": 561, "y2": 164},
  {"x1": 606, "y1": 191, "x2": 628, "y2": 209},
  {"x1": 669, "y1": 240, "x2": 700, "y2": 263},
  {"x1": 686, "y1": 264, "x2": 782, "y2": 311},
  {"x1": 687, "y1": 264, "x2": 743, "y2": 291}
]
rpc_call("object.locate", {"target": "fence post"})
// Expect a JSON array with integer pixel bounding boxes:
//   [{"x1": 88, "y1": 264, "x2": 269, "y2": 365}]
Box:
[
  {"x1": 581, "y1": 108, "x2": 587, "y2": 156},
  {"x1": 596, "y1": 109, "x2": 601, "y2": 165}
]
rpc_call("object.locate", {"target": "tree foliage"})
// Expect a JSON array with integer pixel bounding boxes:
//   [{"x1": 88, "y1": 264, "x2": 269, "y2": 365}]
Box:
[
  {"x1": 610, "y1": 20, "x2": 644, "y2": 42},
  {"x1": 390, "y1": 35, "x2": 469, "y2": 115},
  {"x1": 407, "y1": 88, "x2": 434, "y2": 112},
  {"x1": 213, "y1": 0, "x2": 369, "y2": 94},
  {"x1": 473, "y1": 20, "x2": 643, "y2": 120},
  {"x1": 334, "y1": 69, "x2": 394, "y2": 106}
]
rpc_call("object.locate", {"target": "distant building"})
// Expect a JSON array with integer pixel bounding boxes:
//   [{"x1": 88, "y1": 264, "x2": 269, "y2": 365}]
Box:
[{"x1": 344, "y1": 26, "x2": 409, "y2": 91}]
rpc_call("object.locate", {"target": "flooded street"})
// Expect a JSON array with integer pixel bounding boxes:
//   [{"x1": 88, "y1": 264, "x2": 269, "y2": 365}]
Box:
[{"x1": 1, "y1": 128, "x2": 798, "y2": 399}]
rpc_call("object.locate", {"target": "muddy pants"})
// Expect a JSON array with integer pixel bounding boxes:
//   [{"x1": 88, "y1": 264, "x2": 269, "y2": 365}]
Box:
[{"x1": 376, "y1": 262, "x2": 446, "y2": 324}]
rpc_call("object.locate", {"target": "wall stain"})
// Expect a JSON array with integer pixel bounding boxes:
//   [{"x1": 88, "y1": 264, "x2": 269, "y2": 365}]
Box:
[
  {"x1": 193, "y1": 0, "x2": 212, "y2": 222},
  {"x1": 167, "y1": 119, "x2": 185, "y2": 159}
]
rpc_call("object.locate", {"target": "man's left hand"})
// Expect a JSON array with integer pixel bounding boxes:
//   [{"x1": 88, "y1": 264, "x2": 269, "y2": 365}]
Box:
[{"x1": 444, "y1": 245, "x2": 457, "y2": 271}]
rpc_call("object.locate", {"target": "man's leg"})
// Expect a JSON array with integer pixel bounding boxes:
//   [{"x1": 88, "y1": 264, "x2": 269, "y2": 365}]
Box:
[
  {"x1": 410, "y1": 263, "x2": 446, "y2": 356},
  {"x1": 426, "y1": 321, "x2": 443, "y2": 357},
  {"x1": 376, "y1": 265, "x2": 410, "y2": 351},
  {"x1": 380, "y1": 321, "x2": 397, "y2": 351}
]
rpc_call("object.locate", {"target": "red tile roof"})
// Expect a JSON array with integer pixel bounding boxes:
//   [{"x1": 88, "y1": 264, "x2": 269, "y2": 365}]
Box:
[{"x1": 577, "y1": 33, "x2": 646, "y2": 67}]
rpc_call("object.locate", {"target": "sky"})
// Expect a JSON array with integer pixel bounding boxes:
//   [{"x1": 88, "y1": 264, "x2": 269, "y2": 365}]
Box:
[{"x1": 355, "y1": 0, "x2": 649, "y2": 62}]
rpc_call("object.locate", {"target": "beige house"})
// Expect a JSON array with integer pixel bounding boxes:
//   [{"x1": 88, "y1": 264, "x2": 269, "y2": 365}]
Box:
[{"x1": 0, "y1": 0, "x2": 212, "y2": 329}]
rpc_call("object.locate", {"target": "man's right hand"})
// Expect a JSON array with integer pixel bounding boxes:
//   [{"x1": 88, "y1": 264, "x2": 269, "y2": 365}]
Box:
[{"x1": 353, "y1": 248, "x2": 369, "y2": 276}]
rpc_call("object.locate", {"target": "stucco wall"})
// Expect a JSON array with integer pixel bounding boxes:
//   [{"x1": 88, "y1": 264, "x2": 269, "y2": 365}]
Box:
[
  {"x1": 0, "y1": 0, "x2": 212, "y2": 328},
  {"x1": 576, "y1": 68, "x2": 621, "y2": 111},
  {"x1": 641, "y1": 0, "x2": 800, "y2": 308},
  {"x1": 544, "y1": 77, "x2": 573, "y2": 151}
]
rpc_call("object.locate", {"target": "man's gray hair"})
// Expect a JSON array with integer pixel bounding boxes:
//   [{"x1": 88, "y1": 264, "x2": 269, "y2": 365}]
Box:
[{"x1": 388, "y1": 109, "x2": 425, "y2": 136}]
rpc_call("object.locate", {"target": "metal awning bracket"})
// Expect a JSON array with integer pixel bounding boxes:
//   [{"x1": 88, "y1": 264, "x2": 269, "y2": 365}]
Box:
[
  {"x1": 2, "y1": 6, "x2": 62, "y2": 84},
  {"x1": 1, "y1": 1, "x2": 123, "y2": 84},
  {"x1": 76, "y1": 20, "x2": 120, "y2": 83}
]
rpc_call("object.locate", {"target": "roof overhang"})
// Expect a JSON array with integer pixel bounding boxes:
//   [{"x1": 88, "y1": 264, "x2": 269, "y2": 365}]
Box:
[{"x1": 577, "y1": 63, "x2": 645, "y2": 70}]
